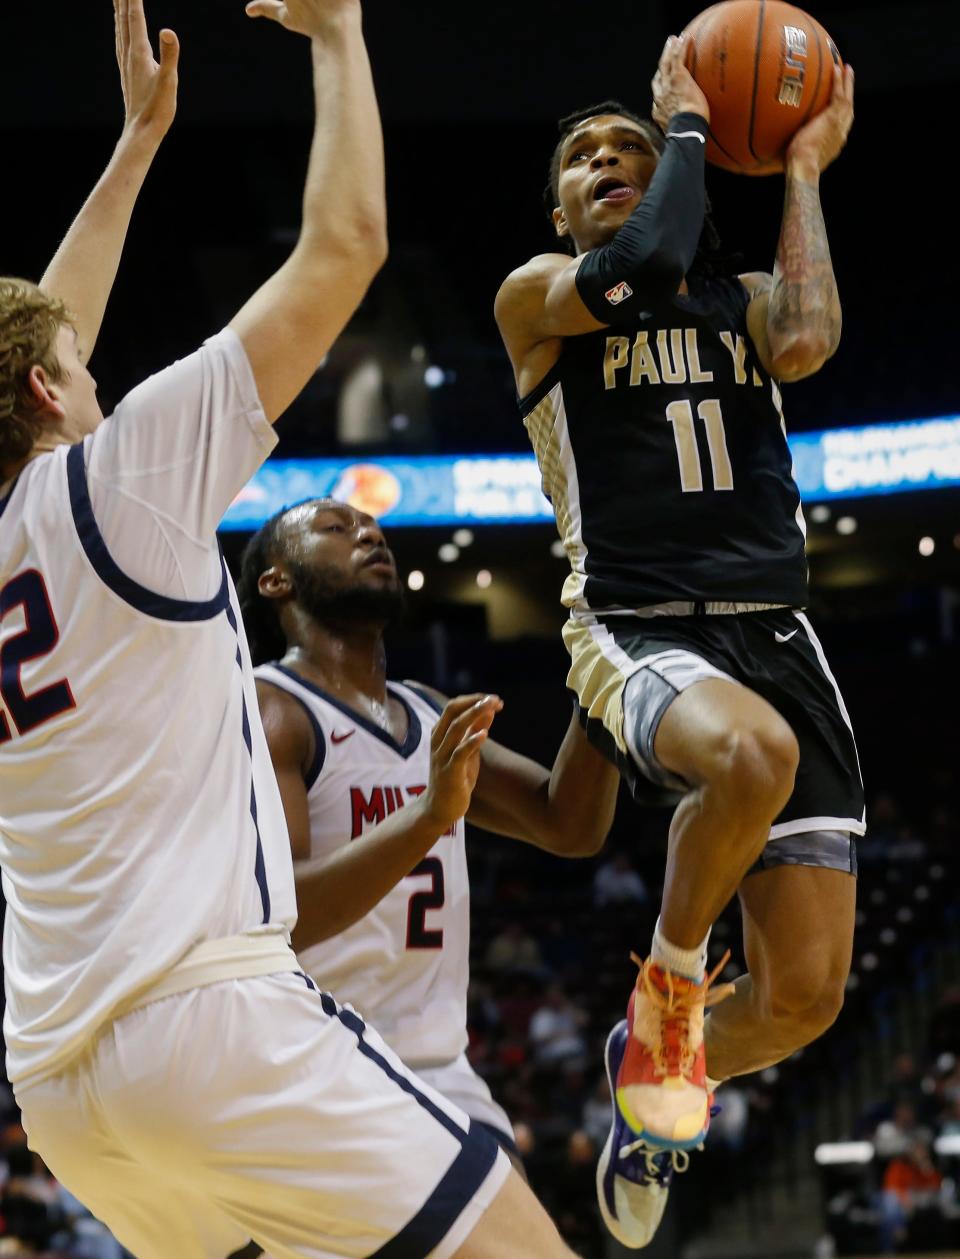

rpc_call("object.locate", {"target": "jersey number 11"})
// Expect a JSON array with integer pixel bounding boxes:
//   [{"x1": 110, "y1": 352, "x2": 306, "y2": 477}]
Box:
[{"x1": 666, "y1": 399, "x2": 734, "y2": 493}]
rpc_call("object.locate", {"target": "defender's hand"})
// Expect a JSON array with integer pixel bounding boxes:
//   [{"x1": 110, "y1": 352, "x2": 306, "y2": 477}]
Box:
[
  {"x1": 786, "y1": 64, "x2": 854, "y2": 175},
  {"x1": 245, "y1": 0, "x2": 360, "y2": 38},
  {"x1": 115, "y1": 0, "x2": 179, "y2": 144},
  {"x1": 652, "y1": 34, "x2": 710, "y2": 131},
  {"x1": 420, "y1": 695, "x2": 503, "y2": 834}
]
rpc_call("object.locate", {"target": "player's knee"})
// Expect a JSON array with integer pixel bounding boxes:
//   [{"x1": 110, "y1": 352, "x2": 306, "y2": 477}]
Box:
[
  {"x1": 707, "y1": 718, "x2": 799, "y2": 816},
  {"x1": 763, "y1": 965, "x2": 846, "y2": 1044}
]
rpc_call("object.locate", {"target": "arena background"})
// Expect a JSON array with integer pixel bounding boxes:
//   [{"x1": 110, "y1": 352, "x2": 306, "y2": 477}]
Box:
[{"x1": 1, "y1": 1, "x2": 959, "y2": 1255}]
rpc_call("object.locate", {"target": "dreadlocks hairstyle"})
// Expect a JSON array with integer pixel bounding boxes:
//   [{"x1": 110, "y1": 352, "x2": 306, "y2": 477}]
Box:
[
  {"x1": 236, "y1": 507, "x2": 292, "y2": 667},
  {"x1": 543, "y1": 100, "x2": 735, "y2": 281}
]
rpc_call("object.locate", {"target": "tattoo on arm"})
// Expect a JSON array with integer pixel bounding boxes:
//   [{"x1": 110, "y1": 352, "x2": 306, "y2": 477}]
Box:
[{"x1": 768, "y1": 176, "x2": 841, "y2": 354}]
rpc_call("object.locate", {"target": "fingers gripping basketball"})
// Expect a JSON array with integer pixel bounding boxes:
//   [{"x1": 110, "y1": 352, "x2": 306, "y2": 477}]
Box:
[{"x1": 681, "y1": 0, "x2": 841, "y2": 175}]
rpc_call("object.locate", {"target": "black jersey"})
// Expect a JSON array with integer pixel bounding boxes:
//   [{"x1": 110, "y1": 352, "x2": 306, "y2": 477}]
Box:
[{"x1": 520, "y1": 275, "x2": 809, "y2": 611}]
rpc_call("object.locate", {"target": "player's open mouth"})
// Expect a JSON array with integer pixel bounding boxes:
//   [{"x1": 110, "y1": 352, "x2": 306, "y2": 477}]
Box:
[
  {"x1": 593, "y1": 177, "x2": 635, "y2": 203},
  {"x1": 362, "y1": 549, "x2": 395, "y2": 572}
]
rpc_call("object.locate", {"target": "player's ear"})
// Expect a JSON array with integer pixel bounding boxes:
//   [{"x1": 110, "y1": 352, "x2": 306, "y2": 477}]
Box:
[
  {"x1": 26, "y1": 365, "x2": 67, "y2": 421},
  {"x1": 258, "y1": 566, "x2": 292, "y2": 601},
  {"x1": 552, "y1": 205, "x2": 570, "y2": 242}
]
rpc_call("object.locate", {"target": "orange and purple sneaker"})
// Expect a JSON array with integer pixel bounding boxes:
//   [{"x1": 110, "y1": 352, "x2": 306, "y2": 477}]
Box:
[
  {"x1": 614, "y1": 950, "x2": 733, "y2": 1151},
  {"x1": 597, "y1": 1018, "x2": 679, "y2": 1247}
]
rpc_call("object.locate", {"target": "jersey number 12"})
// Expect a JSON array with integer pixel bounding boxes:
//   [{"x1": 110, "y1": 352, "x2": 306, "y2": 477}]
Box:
[
  {"x1": 666, "y1": 399, "x2": 734, "y2": 493},
  {"x1": 0, "y1": 570, "x2": 75, "y2": 744}
]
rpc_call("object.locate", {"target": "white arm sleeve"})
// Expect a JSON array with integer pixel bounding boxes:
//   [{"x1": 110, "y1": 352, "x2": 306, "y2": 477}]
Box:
[{"x1": 85, "y1": 329, "x2": 278, "y2": 602}]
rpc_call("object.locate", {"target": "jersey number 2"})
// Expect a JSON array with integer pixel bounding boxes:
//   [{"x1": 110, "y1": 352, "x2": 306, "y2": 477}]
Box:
[
  {"x1": 406, "y1": 856, "x2": 444, "y2": 950},
  {"x1": 666, "y1": 399, "x2": 734, "y2": 493},
  {"x1": 0, "y1": 570, "x2": 75, "y2": 744}
]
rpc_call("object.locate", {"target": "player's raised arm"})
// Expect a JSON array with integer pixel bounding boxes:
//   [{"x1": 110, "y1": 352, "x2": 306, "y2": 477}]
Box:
[
  {"x1": 410, "y1": 684, "x2": 618, "y2": 857},
  {"x1": 39, "y1": 0, "x2": 180, "y2": 363},
  {"x1": 744, "y1": 63, "x2": 854, "y2": 383},
  {"x1": 467, "y1": 710, "x2": 619, "y2": 857},
  {"x1": 231, "y1": 0, "x2": 387, "y2": 423},
  {"x1": 495, "y1": 36, "x2": 709, "y2": 371}
]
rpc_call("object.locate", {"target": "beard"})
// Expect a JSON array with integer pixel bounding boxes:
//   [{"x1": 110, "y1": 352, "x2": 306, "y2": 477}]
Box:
[{"x1": 288, "y1": 559, "x2": 406, "y2": 629}]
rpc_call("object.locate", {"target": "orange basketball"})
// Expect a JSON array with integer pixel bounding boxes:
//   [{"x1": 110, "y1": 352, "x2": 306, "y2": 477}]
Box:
[{"x1": 681, "y1": 0, "x2": 841, "y2": 175}]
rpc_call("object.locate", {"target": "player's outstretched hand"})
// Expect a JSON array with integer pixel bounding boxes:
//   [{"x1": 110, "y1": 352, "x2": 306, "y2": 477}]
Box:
[
  {"x1": 115, "y1": 0, "x2": 179, "y2": 145},
  {"x1": 652, "y1": 34, "x2": 710, "y2": 131},
  {"x1": 245, "y1": 0, "x2": 360, "y2": 38},
  {"x1": 786, "y1": 63, "x2": 854, "y2": 173},
  {"x1": 421, "y1": 695, "x2": 503, "y2": 834}
]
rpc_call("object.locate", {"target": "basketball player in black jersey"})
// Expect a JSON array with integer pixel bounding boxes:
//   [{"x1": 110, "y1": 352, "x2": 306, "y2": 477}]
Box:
[{"x1": 496, "y1": 34, "x2": 857, "y2": 1247}]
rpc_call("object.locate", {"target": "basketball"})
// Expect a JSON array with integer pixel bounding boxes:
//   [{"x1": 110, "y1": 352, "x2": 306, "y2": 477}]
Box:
[{"x1": 681, "y1": 0, "x2": 841, "y2": 175}]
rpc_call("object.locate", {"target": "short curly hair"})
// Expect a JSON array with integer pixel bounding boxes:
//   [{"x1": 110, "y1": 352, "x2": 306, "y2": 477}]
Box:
[{"x1": 0, "y1": 278, "x2": 69, "y2": 471}]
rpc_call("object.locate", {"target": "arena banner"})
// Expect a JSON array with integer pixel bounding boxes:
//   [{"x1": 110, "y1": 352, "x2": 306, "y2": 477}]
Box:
[
  {"x1": 790, "y1": 415, "x2": 960, "y2": 501},
  {"x1": 221, "y1": 415, "x2": 960, "y2": 530}
]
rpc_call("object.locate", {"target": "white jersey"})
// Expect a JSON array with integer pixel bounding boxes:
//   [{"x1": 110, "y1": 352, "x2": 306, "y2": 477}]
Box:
[
  {"x1": 0, "y1": 330, "x2": 296, "y2": 1088},
  {"x1": 255, "y1": 665, "x2": 470, "y2": 1067}
]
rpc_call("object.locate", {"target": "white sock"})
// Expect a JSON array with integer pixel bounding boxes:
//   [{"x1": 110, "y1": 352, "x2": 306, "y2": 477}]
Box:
[{"x1": 651, "y1": 918, "x2": 710, "y2": 983}]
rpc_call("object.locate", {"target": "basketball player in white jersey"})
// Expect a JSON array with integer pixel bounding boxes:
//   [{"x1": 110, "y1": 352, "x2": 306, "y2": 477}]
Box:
[
  {"x1": 238, "y1": 498, "x2": 620, "y2": 1158},
  {"x1": 0, "y1": 2, "x2": 585, "y2": 1255}
]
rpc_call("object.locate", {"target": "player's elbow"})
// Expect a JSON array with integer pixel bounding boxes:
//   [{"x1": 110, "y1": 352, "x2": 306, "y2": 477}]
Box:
[
  {"x1": 301, "y1": 211, "x2": 388, "y2": 286},
  {"x1": 340, "y1": 215, "x2": 389, "y2": 284},
  {"x1": 610, "y1": 247, "x2": 685, "y2": 309},
  {"x1": 768, "y1": 331, "x2": 835, "y2": 382},
  {"x1": 358, "y1": 216, "x2": 389, "y2": 276}
]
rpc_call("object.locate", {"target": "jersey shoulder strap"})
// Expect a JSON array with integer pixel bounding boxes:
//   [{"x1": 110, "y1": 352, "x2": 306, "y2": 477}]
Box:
[
  {"x1": 254, "y1": 662, "x2": 326, "y2": 790},
  {"x1": 397, "y1": 680, "x2": 444, "y2": 717}
]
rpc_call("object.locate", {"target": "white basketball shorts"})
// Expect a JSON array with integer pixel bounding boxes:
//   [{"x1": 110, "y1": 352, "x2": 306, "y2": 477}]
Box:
[
  {"x1": 16, "y1": 972, "x2": 510, "y2": 1259},
  {"x1": 415, "y1": 1054, "x2": 517, "y2": 1156}
]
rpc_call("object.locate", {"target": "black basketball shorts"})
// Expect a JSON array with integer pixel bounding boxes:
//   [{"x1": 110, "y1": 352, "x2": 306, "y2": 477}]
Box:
[{"x1": 564, "y1": 606, "x2": 864, "y2": 876}]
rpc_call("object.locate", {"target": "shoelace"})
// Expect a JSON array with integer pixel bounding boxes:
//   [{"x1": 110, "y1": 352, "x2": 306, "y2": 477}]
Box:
[
  {"x1": 630, "y1": 949, "x2": 736, "y2": 1080},
  {"x1": 618, "y1": 1138, "x2": 691, "y2": 1177},
  {"x1": 615, "y1": 1104, "x2": 723, "y2": 1177}
]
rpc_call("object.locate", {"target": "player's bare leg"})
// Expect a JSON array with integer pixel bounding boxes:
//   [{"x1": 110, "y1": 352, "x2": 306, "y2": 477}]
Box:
[
  {"x1": 597, "y1": 677, "x2": 801, "y2": 1247},
  {"x1": 452, "y1": 1169, "x2": 575, "y2": 1258},
  {"x1": 614, "y1": 678, "x2": 798, "y2": 1142},
  {"x1": 703, "y1": 863, "x2": 855, "y2": 1080},
  {"x1": 654, "y1": 679, "x2": 800, "y2": 950}
]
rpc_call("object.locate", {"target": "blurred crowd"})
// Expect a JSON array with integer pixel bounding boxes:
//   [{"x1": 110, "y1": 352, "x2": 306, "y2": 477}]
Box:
[
  {"x1": 0, "y1": 1085, "x2": 125, "y2": 1257},
  {"x1": 823, "y1": 992, "x2": 960, "y2": 1255}
]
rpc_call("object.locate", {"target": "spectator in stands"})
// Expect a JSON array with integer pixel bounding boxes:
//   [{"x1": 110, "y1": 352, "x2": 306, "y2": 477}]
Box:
[
  {"x1": 878, "y1": 1138, "x2": 943, "y2": 1254},
  {"x1": 496, "y1": 970, "x2": 543, "y2": 1043},
  {"x1": 940, "y1": 1093, "x2": 960, "y2": 1136},
  {"x1": 873, "y1": 1101, "x2": 934, "y2": 1160},
  {"x1": 540, "y1": 919, "x2": 587, "y2": 983},
  {"x1": 484, "y1": 920, "x2": 545, "y2": 974},
  {"x1": 0, "y1": 1143, "x2": 65, "y2": 1251},
  {"x1": 857, "y1": 792, "x2": 902, "y2": 864},
  {"x1": 855, "y1": 1054, "x2": 931, "y2": 1137},
  {"x1": 929, "y1": 986, "x2": 960, "y2": 1058},
  {"x1": 466, "y1": 977, "x2": 502, "y2": 1068},
  {"x1": 54, "y1": 1184, "x2": 127, "y2": 1258},
  {"x1": 550, "y1": 1129, "x2": 604, "y2": 1256},
  {"x1": 591, "y1": 850, "x2": 649, "y2": 909},
  {"x1": 705, "y1": 1084, "x2": 750, "y2": 1154},
  {"x1": 528, "y1": 984, "x2": 589, "y2": 1066},
  {"x1": 581, "y1": 1074, "x2": 613, "y2": 1151}
]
